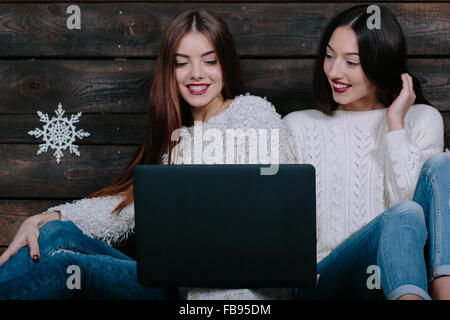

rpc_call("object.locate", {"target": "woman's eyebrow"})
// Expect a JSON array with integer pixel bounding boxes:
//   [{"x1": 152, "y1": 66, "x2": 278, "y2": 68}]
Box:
[
  {"x1": 326, "y1": 44, "x2": 359, "y2": 56},
  {"x1": 175, "y1": 50, "x2": 215, "y2": 58}
]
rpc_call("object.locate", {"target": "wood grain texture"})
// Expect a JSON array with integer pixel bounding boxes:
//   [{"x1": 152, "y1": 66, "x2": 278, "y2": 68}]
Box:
[
  {"x1": 0, "y1": 58, "x2": 448, "y2": 116},
  {"x1": 0, "y1": 114, "x2": 147, "y2": 144},
  {"x1": 0, "y1": 144, "x2": 137, "y2": 198},
  {"x1": 1, "y1": 118, "x2": 448, "y2": 200},
  {"x1": 3, "y1": 0, "x2": 449, "y2": 2},
  {"x1": 0, "y1": 59, "x2": 152, "y2": 114},
  {"x1": 0, "y1": 3, "x2": 447, "y2": 57}
]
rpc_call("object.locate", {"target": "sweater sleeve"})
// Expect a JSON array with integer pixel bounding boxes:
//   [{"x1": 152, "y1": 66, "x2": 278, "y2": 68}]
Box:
[
  {"x1": 43, "y1": 195, "x2": 135, "y2": 245},
  {"x1": 384, "y1": 104, "x2": 444, "y2": 205}
]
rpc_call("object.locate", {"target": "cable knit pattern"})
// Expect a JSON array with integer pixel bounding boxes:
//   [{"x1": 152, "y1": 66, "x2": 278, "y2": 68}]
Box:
[
  {"x1": 349, "y1": 121, "x2": 373, "y2": 235},
  {"x1": 44, "y1": 93, "x2": 292, "y2": 300},
  {"x1": 327, "y1": 120, "x2": 346, "y2": 246},
  {"x1": 301, "y1": 118, "x2": 325, "y2": 250},
  {"x1": 283, "y1": 104, "x2": 444, "y2": 262}
]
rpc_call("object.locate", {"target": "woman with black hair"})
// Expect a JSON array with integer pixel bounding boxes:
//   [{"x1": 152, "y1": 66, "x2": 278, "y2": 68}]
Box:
[{"x1": 284, "y1": 5, "x2": 448, "y2": 300}]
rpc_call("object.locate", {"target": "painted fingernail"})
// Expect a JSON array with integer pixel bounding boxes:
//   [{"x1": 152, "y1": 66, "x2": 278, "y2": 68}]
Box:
[{"x1": 32, "y1": 255, "x2": 39, "y2": 263}]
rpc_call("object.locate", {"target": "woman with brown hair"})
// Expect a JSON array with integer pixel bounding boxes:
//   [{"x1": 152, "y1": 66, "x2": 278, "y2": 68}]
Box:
[{"x1": 0, "y1": 10, "x2": 287, "y2": 299}]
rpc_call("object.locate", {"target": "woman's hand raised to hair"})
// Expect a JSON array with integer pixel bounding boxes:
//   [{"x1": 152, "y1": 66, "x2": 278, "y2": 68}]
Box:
[
  {"x1": 386, "y1": 73, "x2": 416, "y2": 132},
  {"x1": 0, "y1": 211, "x2": 60, "y2": 267}
]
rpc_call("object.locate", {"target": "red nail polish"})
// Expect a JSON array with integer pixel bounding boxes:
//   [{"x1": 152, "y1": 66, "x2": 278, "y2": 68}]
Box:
[{"x1": 32, "y1": 255, "x2": 39, "y2": 263}]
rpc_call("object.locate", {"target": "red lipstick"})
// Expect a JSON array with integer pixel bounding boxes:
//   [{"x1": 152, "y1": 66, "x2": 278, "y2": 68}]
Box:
[
  {"x1": 187, "y1": 84, "x2": 210, "y2": 95},
  {"x1": 331, "y1": 80, "x2": 351, "y2": 93}
]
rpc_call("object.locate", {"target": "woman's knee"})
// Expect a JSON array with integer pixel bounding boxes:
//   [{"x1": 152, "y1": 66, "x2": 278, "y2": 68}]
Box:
[
  {"x1": 383, "y1": 201, "x2": 427, "y2": 236},
  {"x1": 38, "y1": 220, "x2": 83, "y2": 247},
  {"x1": 421, "y1": 153, "x2": 450, "y2": 175},
  {"x1": 40, "y1": 220, "x2": 79, "y2": 235}
]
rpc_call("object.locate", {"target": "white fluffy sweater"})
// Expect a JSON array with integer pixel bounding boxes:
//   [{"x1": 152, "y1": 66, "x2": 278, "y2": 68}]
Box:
[
  {"x1": 283, "y1": 104, "x2": 444, "y2": 262},
  {"x1": 44, "y1": 94, "x2": 292, "y2": 300}
]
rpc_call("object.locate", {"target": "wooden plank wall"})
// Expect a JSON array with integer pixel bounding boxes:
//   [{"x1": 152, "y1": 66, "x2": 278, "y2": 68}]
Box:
[{"x1": 0, "y1": 1, "x2": 449, "y2": 255}]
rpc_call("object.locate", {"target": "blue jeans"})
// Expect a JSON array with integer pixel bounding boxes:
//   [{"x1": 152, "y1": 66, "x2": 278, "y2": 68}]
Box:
[
  {"x1": 295, "y1": 153, "x2": 450, "y2": 300},
  {"x1": 0, "y1": 220, "x2": 171, "y2": 300},
  {"x1": 412, "y1": 152, "x2": 450, "y2": 283}
]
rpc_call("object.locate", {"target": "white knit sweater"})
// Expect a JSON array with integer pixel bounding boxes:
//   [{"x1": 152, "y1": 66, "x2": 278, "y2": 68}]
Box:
[
  {"x1": 283, "y1": 104, "x2": 444, "y2": 262},
  {"x1": 44, "y1": 94, "x2": 292, "y2": 300}
]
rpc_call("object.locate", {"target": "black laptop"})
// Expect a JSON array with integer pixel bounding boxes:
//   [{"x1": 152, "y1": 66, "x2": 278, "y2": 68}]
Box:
[{"x1": 133, "y1": 164, "x2": 316, "y2": 289}]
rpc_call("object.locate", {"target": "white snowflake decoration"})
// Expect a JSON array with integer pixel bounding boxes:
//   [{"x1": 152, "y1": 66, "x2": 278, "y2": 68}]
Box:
[{"x1": 28, "y1": 103, "x2": 90, "y2": 164}]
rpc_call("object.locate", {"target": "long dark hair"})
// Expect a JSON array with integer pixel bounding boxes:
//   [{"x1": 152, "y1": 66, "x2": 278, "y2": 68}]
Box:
[
  {"x1": 87, "y1": 10, "x2": 246, "y2": 214},
  {"x1": 313, "y1": 5, "x2": 430, "y2": 113}
]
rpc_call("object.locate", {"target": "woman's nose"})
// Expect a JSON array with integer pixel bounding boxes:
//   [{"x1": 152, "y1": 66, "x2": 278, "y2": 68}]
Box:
[
  {"x1": 190, "y1": 62, "x2": 204, "y2": 79},
  {"x1": 327, "y1": 60, "x2": 344, "y2": 79}
]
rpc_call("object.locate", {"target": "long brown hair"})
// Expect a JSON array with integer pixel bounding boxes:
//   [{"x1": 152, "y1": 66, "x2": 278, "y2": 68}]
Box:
[{"x1": 87, "y1": 10, "x2": 246, "y2": 214}]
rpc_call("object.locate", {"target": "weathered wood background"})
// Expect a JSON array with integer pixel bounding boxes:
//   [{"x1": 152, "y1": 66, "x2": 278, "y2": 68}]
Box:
[{"x1": 0, "y1": 1, "x2": 449, "y2": 255}]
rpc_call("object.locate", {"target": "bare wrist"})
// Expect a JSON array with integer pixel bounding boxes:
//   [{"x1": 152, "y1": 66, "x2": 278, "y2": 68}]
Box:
[{"x1": 35, "y1": 211, "x2": 61, "y2": 228}]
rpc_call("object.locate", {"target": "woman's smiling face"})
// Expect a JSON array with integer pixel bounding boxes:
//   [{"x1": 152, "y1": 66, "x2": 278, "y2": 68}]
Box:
[
  {"x1": 174, "y1": 31, "x2": 224, "y2": 111},
  {"x1": 323, "y1": 26, "x2": 382, "y2": 110}
]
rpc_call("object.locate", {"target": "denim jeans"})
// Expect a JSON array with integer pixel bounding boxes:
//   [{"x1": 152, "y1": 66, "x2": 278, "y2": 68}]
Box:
[
  {"x1": 1, "y1": 154, "x2": 448, "y2": 300},
  {"x1": 412, "y1": 152, "x2": 450, "y2": 283},
  {"x1": 0, "y1": 220, "x2": 171, "y2": 300},
  {"x1": 295, "y1": 152, "x2": 450, "y2": 300}
]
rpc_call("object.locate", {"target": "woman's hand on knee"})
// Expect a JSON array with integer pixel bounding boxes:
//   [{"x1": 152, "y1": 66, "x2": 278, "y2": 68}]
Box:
[
  {"x1": 0, "y1": 211, "x2": 60, "y2": 267},
  {"x1": 0, "y1": 217, "x2": 40, "y2": 267}
]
